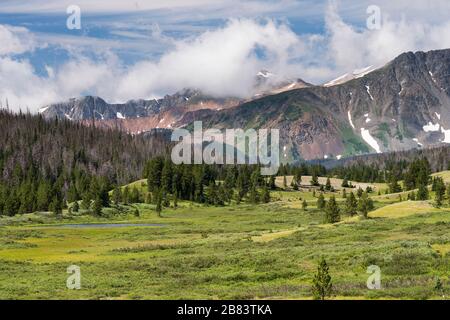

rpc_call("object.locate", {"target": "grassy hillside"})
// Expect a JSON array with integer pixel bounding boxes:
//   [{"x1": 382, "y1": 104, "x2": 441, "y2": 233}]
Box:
[{"x1": 0, "y1": 176, "x2": 448, "y2": 300}]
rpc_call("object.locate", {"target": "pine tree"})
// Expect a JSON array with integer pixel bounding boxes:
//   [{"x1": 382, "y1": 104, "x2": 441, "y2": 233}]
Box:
[
  {"x1": 162, "y1": 192, "x2": 170, "y2": 207},
  {"x1": 302, "y1": 200, "x2": 308, "y2": 211},
  {"x1": 122, "y1": 186, "x2": 130, "y2": 205},
  {"x1": 67, "y1": 184, "x2": 79, "y2": 204},
  {"x1": 447, "y1": 185, "x2": 450, "y2": 206},
  {"x1": 341, "y1": 178, "x2": 349, "y2": 188},
  {"x1": 92, "y1": 197, "x2": 103, "y2": 216},
  {"x1": 325, "y1": 196, "x2": 340, "y2": 223},
  {"x1": 49, "y1": 195, "x2": 62, "y2": 216},
  {"x1": 160, "y1": 159, "x2": 173, "y2": 194},
  {"x1": 416, "y1": 184, "x2": 429, "y2": 201},
  {"x1": 173, "y1": 192, "x2": 178, "y2": 209},
  {"x1": 434, "y1": 180, "x2": 445, "y2": 208},
  {"x1": 236, "y1": 174, "x2": 246, "y2": 204},
  {"x1": 81, "y1": 193, "x2": 91, "y2": 210},
  {"x1": 4, "y1": 191, "x2": 19, "y2": 216},
  {"x1": 217, "y1": 183, "x2": 228, "y2": 205},
  {"x1": 312, "y1": 257, "x2": 332, "y2": 300},
  {"x1": 248, "y1": 185, "x2": 259, "y2": 204},
  {"x1": 358, "y1": 192, "x2": 373, "y2": 218},
  {"x1": 236, "y1": 190, "x2": 243, "y2": 205},
  {"x1": 342, "y1": 188, "x2": 347, "y2": 199},
  {"x1": 317, "y1": 194, "x2": 326, "y2": 210},
  {"x1": 98, "y1": 178, "x2": 110, "y2": 207},
  {"x1": 147, "y1": 157, "x2": 163, "y2": 192},
  {"x1": 269, "y1": 175, "x2": 276, "y2": 190},
  {"x1": 345, "y1": 192, "x2": 357, "y2": 216},
  {"x1": 389, "y1": 177, "x2": 402, "y2": 194},
  {"x1": 194, "y1": 169, "x2": 206, "y2": 203},
  {"x1": 325, "y1": 177, "x2": 332, "y2": 191},
  {"x1": 294, "y1": 172, "x2": 302, "y2": 187},
  {"x1": 112, "y1": 186, "x2": 122, "y2": 205},
  {"x1": 311, "y1": 173, "x2": 319, "y2": 186},
  {"x1": 434, "y1": 277, "x2": 444, "y2": 297},
  {"x1": 283, "y1": 175, "x2": 287, "y2": 189},
  {"x1": 208, "y1": 181, "x2": 219, "y2": 205},
  {"x1": 36, "y1": 181, "x2": 50, "y2": 211},
  {"x1": 261, "y1": 185, "x2": 270, "y2": 203},
  {"x1": 223, "y1": 168, "x2": 235, "y2": 204},
  {"x1": 145, "y1": 192, "x2": 152, "y2": 204},
  {"x1": 357, "y1": 187, "x2": 364, "y2": 198},
  {"x1": 155, "y1": 190, "x2": 162, "y2": 217},
  {"x1": 131, "y1": 187, "x2": 141, "y2": 203}
]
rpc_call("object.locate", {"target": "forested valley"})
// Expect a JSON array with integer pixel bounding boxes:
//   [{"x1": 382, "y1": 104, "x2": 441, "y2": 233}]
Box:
[{"x1": 0, "y1": 110, "x2": 447, "y2": 217}]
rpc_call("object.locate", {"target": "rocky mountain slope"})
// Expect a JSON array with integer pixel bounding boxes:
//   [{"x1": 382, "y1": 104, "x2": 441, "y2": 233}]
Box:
[
  {"x1": 184, "y1": 49, "x2": 450, "y2": 161},
  {"x1": 40, "y1": 89, "x2": 242, "y2": 133},
  {"x1": 40, "y1": 49, "x2": 450, "y2": 161},
  {"x1": 39, "y1": 71, "x2": 308, "y2": 134}
]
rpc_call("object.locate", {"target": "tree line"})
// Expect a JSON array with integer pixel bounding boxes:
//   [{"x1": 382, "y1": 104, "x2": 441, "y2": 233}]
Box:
[{"x1": 0, "y1": 110, "x2": 168, "y2": 216}]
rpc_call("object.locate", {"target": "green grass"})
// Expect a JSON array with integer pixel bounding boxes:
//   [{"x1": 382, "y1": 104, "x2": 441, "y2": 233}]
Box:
[
  {"x1": 0, "y1": 181, "x2": 449, "y2": 300},
  {"x1": 432, "y1": 171, "x2": 450, "y2": 183}
]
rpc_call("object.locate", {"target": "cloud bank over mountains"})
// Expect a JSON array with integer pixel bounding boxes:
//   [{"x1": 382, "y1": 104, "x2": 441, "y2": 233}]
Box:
[{"x1": 1, "y1": 1, "x2": 450, "y2": 112}]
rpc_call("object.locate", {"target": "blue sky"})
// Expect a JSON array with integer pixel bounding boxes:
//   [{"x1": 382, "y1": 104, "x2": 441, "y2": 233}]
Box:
[
  {"x1": 0, "y1": 0, "x2": 335, "y2": 72},
  {"x1": 1, "y1": 0, "x2": 450, "y2": 111}
]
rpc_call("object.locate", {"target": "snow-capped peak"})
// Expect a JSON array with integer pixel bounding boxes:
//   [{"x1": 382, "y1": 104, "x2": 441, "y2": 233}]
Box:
[
  {"x1": 257, "y1": 70, "x2": 275, "y2": 78},
  {"x1": 324, "y1": 65, "x2": 378, "y2": 87}
]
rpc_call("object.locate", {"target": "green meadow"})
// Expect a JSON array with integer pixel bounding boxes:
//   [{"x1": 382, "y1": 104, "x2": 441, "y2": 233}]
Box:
[{"x1": 0, "y1": 176, "x2": 448, "y2": 300}]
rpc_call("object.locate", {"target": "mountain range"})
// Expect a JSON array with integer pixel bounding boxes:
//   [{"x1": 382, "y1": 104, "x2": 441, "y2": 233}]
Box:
[{"x1": 40, "y1": 48, "x2": 450, "y2": 162}]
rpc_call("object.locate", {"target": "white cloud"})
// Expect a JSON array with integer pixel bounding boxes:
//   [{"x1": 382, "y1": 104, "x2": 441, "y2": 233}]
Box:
[
  {"x1": 0, "y1": 57, "x2": 58, "y2": 110},
  {"x1": 114, "y1": 18, "x2": 301, "y2": 99},
  {"x1": 0, "y1": 0, "x2": 291, "y2": 14},
  {"x1": 322, "y1": 1, "x2": 450, "y2": 78},
  {"x1": 0, "y1": 0, "x2": 218, "y2": 13},
  {"x1": 0, "y1": 19, "x2": 304, "y2": 111},
  {"x1": 2, "y1": 0, "x2": 450, "y2": 112},
  {"x1": 0, "y1": 25, "x2": 36, "y2": 56}
]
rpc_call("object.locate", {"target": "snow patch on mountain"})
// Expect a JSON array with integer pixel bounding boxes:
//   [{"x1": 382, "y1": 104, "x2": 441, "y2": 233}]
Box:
[
  {"x1": 423, "y1": 122, "x2": 440, "y2": 132},
  {"x1": 39, "y1": 106, "x2": 50, "y2": 113},
  {"x1": 116, "y1": 112, "x2": 125, "y2": 119},
  {"x1": 441, "y1": 127, "x2": 450, "y2": 143},
  {"x1": 324, "y1": 65, "x2": 377, "y2": 87},
  {"x1": 429, "y1": 71, "x2": 437, "y2": 83},
  {"x1": 365, "y1": 86, "x2": 374, "y2": 100},
  {"x1": 94, "y1": 111, "x2": 104, "y2": 120},
  {"x1": 257, "y1": 70, "x2": 274, "y2": 78},
  {"x1": 348, "y1": 111, "x2": 355, "y2": 129},
  {"x1": 361, "y1": 128, "x2": 381, "y2": 153},
  {"x1": 324, "y1": 74, "x2": 350, "y2": 87},
  {"x1": 354, "y1": 66, "x2": 376, "y2": 79},
  {"x1": 413, "y1": 138, "x2": 422, "y2": 146}
]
